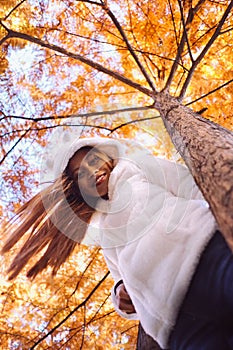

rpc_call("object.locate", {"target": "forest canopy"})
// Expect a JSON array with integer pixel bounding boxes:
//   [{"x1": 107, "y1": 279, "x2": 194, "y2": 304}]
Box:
[{"x1": 0, "y1": 0, "x2": 232, "y2": 348}]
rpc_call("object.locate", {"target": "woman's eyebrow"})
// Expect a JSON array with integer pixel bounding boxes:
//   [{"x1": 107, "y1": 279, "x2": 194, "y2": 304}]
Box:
[
  {"x1": 71, "y1": 151, "x2": 104, "y2": 177},
  {"x1": 72, "y1": 163, "x2": 85, "y2": 177},
  {"x1": 86, "y1": 151, "x2": 102, "y2": 160}
]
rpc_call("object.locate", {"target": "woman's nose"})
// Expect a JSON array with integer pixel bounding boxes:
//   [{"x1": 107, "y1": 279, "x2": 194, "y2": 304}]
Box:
[{"x1": 84, "y1": 163, "x2": 98, "y2": 178}]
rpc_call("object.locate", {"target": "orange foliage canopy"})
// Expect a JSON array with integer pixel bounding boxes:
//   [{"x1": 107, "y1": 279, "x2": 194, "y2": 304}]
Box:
[{"x1": 0, "y1": 0, "x2": 232, "y2": 348}]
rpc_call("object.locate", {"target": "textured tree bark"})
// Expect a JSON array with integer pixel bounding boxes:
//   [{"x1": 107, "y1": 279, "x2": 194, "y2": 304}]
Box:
[
  {"x1": 155, "y1": 93, "x2": 233, "y2": 249},
  {"x1": 137, "y1": 93, "x2": 233, "y2": 348}
]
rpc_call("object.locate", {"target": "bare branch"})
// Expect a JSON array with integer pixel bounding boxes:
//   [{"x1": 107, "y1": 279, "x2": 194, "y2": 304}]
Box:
[
  {"x1": 75, "y1": 0, "x2": 103, "y2": 5},
  {"x1": 30, "y1": 25, "x2": 187, "y2": 73},
  {"x1": 126, "y1": 1, "x2": 155, "y2": 81},
  {"x1": 177, "y1": 0, "x2": 194, "y2": 63},
  {"x1": 220, "y1": 26, "x2": 233, "y2": 34},
  {"x1": 0, "y1": 129, "x2": 30, "y2": 165},
  {"x1": 179, "y1": 0, "x2": 233, "y2": 99},
  {"x1": 61, "y1": 310, "x2": 116, "y2": 349},
  {"x1": 3, "y1": 0, "x2": 27, "y2": 21},
  {"x1": 164, "y1": 0, "x2": 206, "y2": 91},
  {"x1": 121, "y1": 324, "x2": 138, "y2": 335},
  {"x1": 109, "y1": 115, "x2": 161, "y2": 134},
  {"x1": 29, "y1": 271, "x2": 110, "y2": 349},
  {"x1": 167, "y1": 0, "x2": 182, "y2": 60},
  {"x1": 69, "y1": 248, "x2": 101, "y2": 297},
  {"x1": 0, "y1": 124, "x2": 112, "y2": 138},
  {"x1": 80, "y1": 304, "x2": 86, "y2": 349},
  {"x1": 0, "y1": 21, "x2": 155, "y2": 99},
  {"x1": 0, "y1": 105, "x2": 154, "y2": 122},
  {"x1": 0, "y1": 32, "x2": 11, "y2": 46},
  {"x1": 0, "y1": 21, "x2": 11, "y2": 45},
  {"x1": 102, "y1": 3, "x2": 157, "y2": 92},
  {"x1": 185, "y1": 78, "x2": 233, "y2": 106},
  {"x1": 1, "y1": 115, "x2": 161, "y2": 138},
  {"x1": 189, "y1": 22, "x2": 217, "y2": 52}
]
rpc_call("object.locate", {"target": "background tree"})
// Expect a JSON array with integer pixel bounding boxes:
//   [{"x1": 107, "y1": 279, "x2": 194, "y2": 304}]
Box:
[{"x1": 0, "y1": 0, "x2": 232, "y2": 348}]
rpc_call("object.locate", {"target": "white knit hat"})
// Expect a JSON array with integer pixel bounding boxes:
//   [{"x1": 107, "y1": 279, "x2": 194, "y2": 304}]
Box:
[{"x1": 40, "y1": 132, "x2": 126, "y2": 185}]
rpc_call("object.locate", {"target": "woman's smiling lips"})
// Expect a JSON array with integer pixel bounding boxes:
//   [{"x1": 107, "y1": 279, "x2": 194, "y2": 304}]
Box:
[{"x1": 95, "y1": 172, "x2": 107, "y2": 186}]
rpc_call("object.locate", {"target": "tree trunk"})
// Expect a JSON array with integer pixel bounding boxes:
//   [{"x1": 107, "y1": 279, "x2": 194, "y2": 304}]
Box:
[
  {"x1": 154, "y1": 93, "x2": 233, "y2": 248},
  {"x1": 137, "y1": 93, "x2": 233, "y2": 348}
]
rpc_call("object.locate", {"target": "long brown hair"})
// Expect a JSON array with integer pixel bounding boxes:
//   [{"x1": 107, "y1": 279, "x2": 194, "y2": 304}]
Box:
[{"x1": 1, "y1": 170, "x2": 95, "y2": 280}]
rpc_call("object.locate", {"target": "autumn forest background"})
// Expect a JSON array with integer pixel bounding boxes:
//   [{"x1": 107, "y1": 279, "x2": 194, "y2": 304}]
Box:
[{"x1": 0, "y1": 0, "x2": 233, "y2": 349}]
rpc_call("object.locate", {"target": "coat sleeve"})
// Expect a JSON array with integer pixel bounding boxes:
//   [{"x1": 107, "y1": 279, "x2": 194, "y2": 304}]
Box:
[
  {"x1": 142, "y1": 155, "x2": 206, "y2": 201},
  {"x1": 103, "y1": 250, "x2": 138, "y2": 320}
]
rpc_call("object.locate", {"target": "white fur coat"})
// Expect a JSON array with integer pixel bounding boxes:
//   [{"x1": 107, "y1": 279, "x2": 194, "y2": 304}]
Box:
[
  {"x1": 83, "y1": 140, "x2": 216, "y2": 349},
  {"x1": 50, "y1": 136, "x2": 217, "y2": 349}
]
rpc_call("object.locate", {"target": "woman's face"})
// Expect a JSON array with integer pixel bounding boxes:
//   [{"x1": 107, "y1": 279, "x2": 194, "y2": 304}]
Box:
[{"x1": 68, "y1": 147, "x2": 113, "y2": 199}]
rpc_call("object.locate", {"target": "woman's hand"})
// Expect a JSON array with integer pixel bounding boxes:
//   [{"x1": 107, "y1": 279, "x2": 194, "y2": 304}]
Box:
[{"x1": 115, "y1": 283, "x2": 136, "y2": 314}]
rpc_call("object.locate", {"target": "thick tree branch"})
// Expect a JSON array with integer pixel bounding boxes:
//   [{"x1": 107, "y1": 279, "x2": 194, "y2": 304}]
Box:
[
  {"x1": 179, "y1": 0, "x2": 233, "y2": 99},
  {"x1": 0, "y1": 33, "x2": 11, "y2": 46},
  {"x1": 0, "y1": 21, "x2": 155, "y2": 99}
]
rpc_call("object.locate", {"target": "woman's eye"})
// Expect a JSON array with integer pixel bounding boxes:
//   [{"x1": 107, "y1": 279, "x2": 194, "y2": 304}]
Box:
[
  {"x1": 89, "y1": 155, "x2": 99, "y2": 165},
  {"x1": 77, "y1": 170, "x2": 85, "y2": 179}
]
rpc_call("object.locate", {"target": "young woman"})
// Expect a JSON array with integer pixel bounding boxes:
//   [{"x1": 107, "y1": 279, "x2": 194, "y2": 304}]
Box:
[{"x1": 2, "y1": 136, "x2": 233, "y2": 349}]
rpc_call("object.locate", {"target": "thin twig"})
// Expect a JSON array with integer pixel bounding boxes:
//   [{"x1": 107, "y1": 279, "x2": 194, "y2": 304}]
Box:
[
  {"x1": 220, "y1": 26, "x2": 233, "y2": 34},
  {"x1": 167, "y1": 0, "x2": 182, "y2": 67},
  {"x1": 0, "y1": 32, "x2": 11, "y2": 46},
  {"x1": 0, "y1": 105, "x2": 155, "y2": 122},
  {"x1": 164, "y1": 0, "x2": 206, "y2": 91},
  {"x1": 23, "y1": 25, "x2": 186, "y2": 69},
  {"x1": 3, "y1": 0, "x2": 27, "y2": 21},
  {"x1": 0, "y1": 129, "x2": 30, "y2": 165},
  {"x1": 177, "y1": 0, "x2": 194, "y2": 62},
  {"x1": 185, "y1": 78, "x2": 233, "y2": 106},
  {"x1": 126, "y1": 0, "x2": 155, "y2": 81},
  {"x1": 188, "y1": 22, "x2": 217, "y2": 53},
  {"x1": 29, "y1": 271, "x2": 110, "y2": 349},
  {"x1": 109, "y1": 115, "x2": 161, "y2": 133},
  {"x1": 70, "y1": 248, "x2": 101, "y2": 297},
  {"x1": 75, "y1": 0, "x2": 103, "y2": 5},
  {"x1": 79, "y1": 304, "x2": 86, "y2": 349},
  {"x1": 1, "y1": 115, "x2": 161, "y2": 138},
  {"x1": 0, "y1": 124, "x2": 112, "y2": 138}
]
